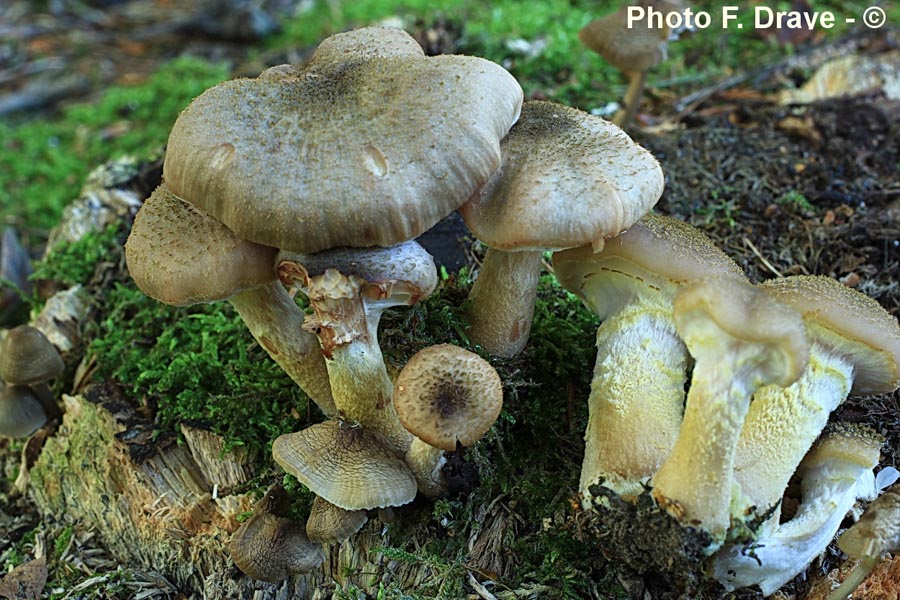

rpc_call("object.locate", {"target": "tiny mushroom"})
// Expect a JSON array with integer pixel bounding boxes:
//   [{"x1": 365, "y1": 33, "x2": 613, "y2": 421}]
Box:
[
  {"x1": 460, "y1": 100, "x2": 663, "y2": 357},
  {"x1": 651, "y1": 276, "x2": 808, "y2": 542},
  {"x1": 229, "y1": 485, "x2": 324, "y2": 582},
  {"x1": 0, "y1": 324, "x2": 65, "y2": 421},
  {"x1": 827, "y1": 482, "x2": 900, "y2": 600},
  {"x1": 272, "y1": 419, "x2": 417, "y2": 511},
  {"x1": 163, "y1": 26, "x2": 523, "y2": 255},
  {"x1": 125, "y1": 184, "x2": 336, "y2": 415},
  {"x1": 733, "y1": 275, "x2": 900, "y2": 523},
  {"x1": 0, "y1": 384, "x2": 47, "y2": 439},
  {"x1": 306, "y1": 495, "x2": 368, "y2": 545},
  {"x1": 580, "y1": 0, "x2": 684, "y2": 126},
  {"x1": 552, "y1": 213, "x2": 746, "y2": 502},
  {"x1": 714, "y1": 424, "x2": 886, "y2": 595},
  {"x1": 393, "y1": 343, "x2": 503, "y2": 496}
]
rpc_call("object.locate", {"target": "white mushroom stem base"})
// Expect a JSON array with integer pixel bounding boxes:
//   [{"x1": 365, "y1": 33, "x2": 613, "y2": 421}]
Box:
[
  {"x1": 405, "y1": 439, "x2": 447, "y2": 497},
  {"x1": 713, "y1": 442, "x2": 880, "y2": 595},
  {"x1": 733, "y1": 344, "x2": 853, "y2": 516},
  {"x1": 465, "y1": 248, "x2": 542, "y2": 358},
  {"x1": 581, "y1": 303, "x2": 686, "y2": 504},
  {"x1": 652, "y1": 344, "x2": 772, "y2": 542},
  {"x1": 229, "y1": 281, "x2": 336, "y2": 416}
]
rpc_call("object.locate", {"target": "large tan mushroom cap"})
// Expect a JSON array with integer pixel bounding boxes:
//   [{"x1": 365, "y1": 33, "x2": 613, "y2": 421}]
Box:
[
  {"x1": 761, "y1": 275, "x2": 900, "y2": 395},
  {"x1": 272, "y1": 420, "x2": 417, "y2": 510},
  {"x1": 307, "y1": 26, "x2": 425, "y2": 65},
  {"x1": 393, "y1": 344, "x2": 503, "y2": 451},
  {"x1": 552, "y1": 212, "x2": 746, "y2": 319},
  {"x1": 460, "y1": 101, "x2": 662, "y2": 251},
  {"x1": 163, "y1": 27, "x2": 523, "y2": 254},
  {"x1": 125, "y1": 184, "x2": 277, "y2": 306},
  {"x1": 0, "y1": 325, "x2": 64, "y2": 386}
]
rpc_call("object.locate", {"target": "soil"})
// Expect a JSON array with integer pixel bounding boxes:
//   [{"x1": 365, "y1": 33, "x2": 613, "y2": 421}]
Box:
[{"x1": 2, "y1": 2, "x2": 900, "y2": 599}]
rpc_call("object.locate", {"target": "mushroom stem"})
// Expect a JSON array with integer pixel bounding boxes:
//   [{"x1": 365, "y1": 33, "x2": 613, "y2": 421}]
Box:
[
  {"x1": 733, "y1": 343, "x2": 854, "y2": 516},
  {"x1": 614, "y1": 69, "x2": 647, "y2": 128},
  {"x1": 826, "y1": 557, "x2": 879, "y2": 600},
  {"x1": 465, "y1": 248, "x2": 542, "y2": 357},
  {"x1": 713, "y1": 425, "x2": 883, "y2": 595},
  {"x1": 29, "y1": 382, "x2": 62, "y2": 422},
  {"x1": 229, "y1": 281, "x2": 336, "y2": 416},
  {"x1": 406, "y1": 439, "x2": 447, "y2": 497},
  {"x1": 651, "y1": 279, "x2": 807, "y2": 541},
  {"x1": 581, "y1": 302, "x2": 686, "y2": 503}
]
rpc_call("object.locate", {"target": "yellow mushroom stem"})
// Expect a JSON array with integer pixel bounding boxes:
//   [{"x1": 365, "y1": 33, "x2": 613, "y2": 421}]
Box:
[
  {"x1": 465, "y1": 248, "x2": 543, "y2": 358},
  {"x1": 614, "y1": 69, "x2": 648, "y2": 128},
  {"x1": 295, "y1": 267, "x2": 413, "y2": 456},
  {"x1": 733, "y1": 341, "x2": 854, "y2": 519},
  {"x1": 581, "y1": 301, "x2": 686, "y2": 504},
  {"x1": 229, "y1": 280, "x2": 336, "y2": 416}
]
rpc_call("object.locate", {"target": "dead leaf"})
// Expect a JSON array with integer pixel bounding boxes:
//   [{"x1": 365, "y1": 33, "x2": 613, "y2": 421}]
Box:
[{"x1": 0, "y1": 556, "x2": 48, "y2": 600}]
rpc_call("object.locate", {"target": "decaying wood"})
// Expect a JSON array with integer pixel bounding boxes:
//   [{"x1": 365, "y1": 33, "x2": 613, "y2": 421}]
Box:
[{"x1": 25, "y1": 384, "x2": 479, "y2": 599}]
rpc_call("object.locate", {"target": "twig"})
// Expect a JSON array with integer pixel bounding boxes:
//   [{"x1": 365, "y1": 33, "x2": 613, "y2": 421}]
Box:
[{"x1": 743, "y1": 236, "x2": 783, "y2": 278}]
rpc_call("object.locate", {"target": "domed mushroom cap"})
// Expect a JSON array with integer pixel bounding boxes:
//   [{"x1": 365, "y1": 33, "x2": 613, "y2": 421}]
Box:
[
  {"x1": 272, "y1": 420, "x2": 417, "y2": 510},
  {"x1": 125, "y1": 184, "x2": 277, "y2": 306},
  {"x1": 760, "y1": 275, "x2": 900, "y2": 395},
  {"x1": 0, "y1": 384, "x2": 47, "y2": 438},
  {"x1": 460, "y1": 101, "x2": 662, "y2": 252},
  {"x1": 307, "y1": 26, "x2": 425, "y2": 65},
  {"x1": 0, "y1": 325, "x2": 64, "y2": 385},
  {"x1": 163, "y1": 27, "x2": 523, "y2": 254},
  {"x1": 306, "y1": 495, "x2": 368, "y2": 544},
  {"x1": 393, "y1": 344, "x2": 503, "y2": 451}
]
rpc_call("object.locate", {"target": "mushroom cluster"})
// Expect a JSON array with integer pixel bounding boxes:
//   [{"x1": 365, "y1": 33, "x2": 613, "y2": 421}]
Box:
[
  {"x1": 554, "y1": 216, "x2": 900, "y2": 593},
  {"x1": 122, "y1": 23, "x2": 671, "y2": 582},
  {"x1": 0, "y1": 325, "x2": 64, "y2": 438}
]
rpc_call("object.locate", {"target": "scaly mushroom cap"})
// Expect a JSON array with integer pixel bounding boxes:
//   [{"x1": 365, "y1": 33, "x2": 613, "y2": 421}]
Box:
[
  {"x1": 0, "y1": 384, "x2": 47, "y2": 438},
  {"x1": 552, "y1": 212, "x2": 746, "y2": 319},
  {"x1": 460, "y1": 101, "x2": 662, "y2": 252},
  {"x1": 393, "y1": 344, "x2": 503, "y2": 451},
  {"x1": 761, "y1": 275, "x2": 900, "y2": 395},
  {"x1": 125, "y1": 184, "x2": 277, "y2": 306},
  {"x1": 0, "y1": 325, "x2": 64, "y2": 385},
  {"x1": 839, "y1": 482, "x2": 900, "y2": 559},
  {"x1": 163, "y1": 27, "x2": 523, "y2": 254},
  {"x1": 306, "y1": 495, "x2": 368, "y2": 544},
  {"x1": 229, "y1": 509, "x2": 324, "y2": 582},
  {"x1": 579, "y1": 0, "x2": 680, "y2": 73},
  {"x1": 272, "y1": 420, "x2": 417, "y2": 510},
  {"x1": 674, "y1": 277, "x2": 809, "y2": 388}
]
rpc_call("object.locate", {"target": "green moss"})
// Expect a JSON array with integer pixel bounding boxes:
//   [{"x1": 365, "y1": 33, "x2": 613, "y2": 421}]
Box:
[{"x1": 31, "y1": 224, "x2": 125, "y2": 290}]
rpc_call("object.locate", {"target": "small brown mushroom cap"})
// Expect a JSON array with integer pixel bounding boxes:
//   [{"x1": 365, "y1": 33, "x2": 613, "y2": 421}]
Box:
[
  {"x1": 272, "y1": 420, "x2": 417, "y2": 510},
  {"x1": 460, "y1": 101, "x2": 663, "y2": 252},
  {"x1": 0, "y1": 384, "x2": 47, "y2": 438},
  {"x1": 579, "y1": 0, "x2": 680, "y2": 73},
  {"x1": 125, "y1": 184, "x2": 277, "y2": 306},
  {"x1": 229, "y1": 512, "x2": 323, "y2": 582},
  {"x1": 163, "y1": 27, "x2": 523, "y2": 254},
  {"x1": 393, "y1": 344, "x2": 503, "y2": 451},
  {"x1": 0, "y1": 325, "x2": 64, "y2": 386},
  {"x1": 761, "y1": 275, "x2": 900, "y2": 395},
  {"x1": 306, "y1": 495, "x2": 368, "y2": 544},
  {"x1": 838, "y1": 482, "x2": 900, "y2": 559}
]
